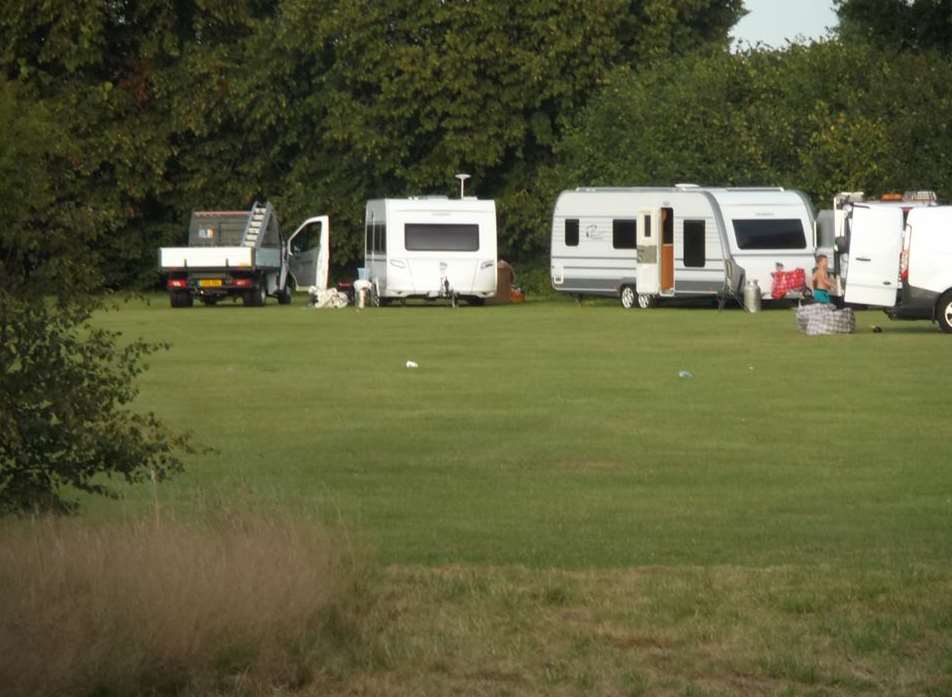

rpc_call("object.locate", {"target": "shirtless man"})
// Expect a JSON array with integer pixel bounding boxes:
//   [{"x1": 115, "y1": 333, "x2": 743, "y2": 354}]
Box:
[{"x1": 812, "y1": 254, "x2": 835, "y2": 304}]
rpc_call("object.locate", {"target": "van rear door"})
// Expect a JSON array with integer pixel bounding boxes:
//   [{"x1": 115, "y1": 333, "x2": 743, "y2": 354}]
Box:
[{"x1": 844, "y1": 206, "x2": 903, "y2": 307}]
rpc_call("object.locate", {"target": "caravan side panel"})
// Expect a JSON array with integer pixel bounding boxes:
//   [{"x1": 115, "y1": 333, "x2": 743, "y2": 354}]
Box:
[
  {"x1": 550, "y1": 190, "x2": 726, "y2": 298},
  {"x1": 550, "y1": 191, "x2": 639, "y2": 296}
]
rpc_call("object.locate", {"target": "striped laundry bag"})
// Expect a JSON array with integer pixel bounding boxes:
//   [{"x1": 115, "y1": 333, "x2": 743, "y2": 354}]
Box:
[{"x1": 795, "y1": 303, "x2": 856, "y2": 335}]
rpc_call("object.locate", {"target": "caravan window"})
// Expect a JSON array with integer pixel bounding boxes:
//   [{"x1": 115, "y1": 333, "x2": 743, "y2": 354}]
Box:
[
  {"x1": 365, "y1": 222, "x2": 386, "y2": 254},
  {"x1": 683, "y1": 220, "x2": 706, "y2": 267},
  {"x1": 612, "y1": 219, "x2": 637, "y2": 249},
  {"x1": 733, "y1": 219, "x2": 806, "y2": 250},
  {"x1": 405, "y1": 223, "x2": 479, "y2": 252},
  {"x1": 565, "y1": 219, "x2": 579, "y2": 247}
]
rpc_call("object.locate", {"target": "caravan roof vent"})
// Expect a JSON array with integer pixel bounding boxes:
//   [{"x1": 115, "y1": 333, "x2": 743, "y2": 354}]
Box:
[
  {"x1": 674, "y1": 183, "x2": 700, "y2": 190},
  {"x1": 408, "y1": 195, "x2": 450, "y2": 201}
]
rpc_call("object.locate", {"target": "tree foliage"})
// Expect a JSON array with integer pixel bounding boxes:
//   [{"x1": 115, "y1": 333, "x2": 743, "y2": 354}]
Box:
[
  {"x1": 554, "y1": 41, "x2": 952, "y2": 235},
  {"x1": 1, "y1": 0, "x2": 744, "y2": 279},
  {"x1": 0, "y1": 79, "x2": 190, "y2": 515},
  {"x1": 836, "y1": 0, "x2": 952, "y2": 52}
]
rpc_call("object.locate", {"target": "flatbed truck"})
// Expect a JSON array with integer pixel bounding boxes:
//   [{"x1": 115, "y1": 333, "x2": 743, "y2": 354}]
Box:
[{"x1": 159, "y1": 202, "x2": 329, "y2": 307}]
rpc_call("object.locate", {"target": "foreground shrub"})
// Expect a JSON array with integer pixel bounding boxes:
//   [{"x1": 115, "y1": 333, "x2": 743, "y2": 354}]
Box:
[
  {"x1": 0, "y1": 79, "x2": 190, "y2": 516},
  {"x1": 0, "y1": 514, "x2": 368, "y2": 696}
]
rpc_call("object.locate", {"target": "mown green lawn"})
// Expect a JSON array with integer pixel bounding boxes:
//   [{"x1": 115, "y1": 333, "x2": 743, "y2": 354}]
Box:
[{"x1": 94, "y1": 296, "x2": 952, "y2": 571}]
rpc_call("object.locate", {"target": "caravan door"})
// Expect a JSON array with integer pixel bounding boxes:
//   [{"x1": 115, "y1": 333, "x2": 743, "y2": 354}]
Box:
[
  {"x1": 287, "y1": 216, "x2": 330, "y2": 290},
  {"x1": 843, "y1": 207, "x2": 903, "y2": 307},
  {"x1": 636, "y1": 209, "x2": 661, "y2": 296}
]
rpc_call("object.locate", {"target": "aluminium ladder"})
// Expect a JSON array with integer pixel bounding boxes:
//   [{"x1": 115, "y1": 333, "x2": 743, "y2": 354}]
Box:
[{"x1": 241, "y1": 201, "x2": 273, "y2": 248}]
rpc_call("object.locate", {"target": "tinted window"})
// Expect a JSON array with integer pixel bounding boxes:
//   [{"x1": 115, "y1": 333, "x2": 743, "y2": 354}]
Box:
[
  {"x1": 365, "y1": 221, "x2": 386, "y2": 254},
  {"x1": 683, "y1": 220, "x2": 706, "y2": 268},
  {"x1": 733, "y1": 219, "x2": 806, "y2": 250},
  {"x1": 291, "y1": 223, "x2": 322, "y2": 254},
  {"x1": 612, "y1": 219, "x2": 637, "y2": 249},
  {"x1": 565, "y1": 219, "x2": 579, "y2": 247},
  {"x1": 405, "y1": 223, "x2": 479, "y2": 252}
]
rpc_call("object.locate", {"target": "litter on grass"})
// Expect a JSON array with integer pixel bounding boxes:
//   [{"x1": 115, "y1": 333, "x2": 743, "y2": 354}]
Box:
[
  {"x1": 406, "y1": 361, "x2": 419, "y2": 369},
  {"x1": 678, "y1": 370, "x2": 694, "y2": 379},
  {"x1": 308, "y1": 286, "x2": 349, "y2": 309}
]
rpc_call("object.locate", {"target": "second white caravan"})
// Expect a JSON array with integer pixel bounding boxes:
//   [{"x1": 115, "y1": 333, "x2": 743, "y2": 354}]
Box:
[
  {"x1": 364, "y1": 197, "x2": 497, "y2": 305},
  {"x1": 550, "y1": 185, "x2": 817, "y2": 308}
]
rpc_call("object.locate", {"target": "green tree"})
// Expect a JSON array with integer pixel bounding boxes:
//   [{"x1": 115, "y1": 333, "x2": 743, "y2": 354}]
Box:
[
  {"x1": 554, "y1": 41, "x2": 952, "y2": 232},
  {"x1": 235, "y1": 0, "x2": 746, "y2": 262},
  {"x1": 0, "y1": 0, "x2": 276, "y2": 287},
  {"x1": 836, "y1": 0, "x2": 952, "y2": 52},
  {"x1": 2, "y1": 1, "x2": 745, "y2": 281},
  {"x1": 0, "y1": 80, "x2": 190, "y2": 514}
]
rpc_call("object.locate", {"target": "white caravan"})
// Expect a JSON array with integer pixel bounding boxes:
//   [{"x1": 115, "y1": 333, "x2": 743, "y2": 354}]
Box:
[
  {"x1": 834, "y1": 192, "x2": 952, "y2": 332},
  {"x1": 550, "y1": 185, "x2": 817, "y2": 308},
  {"x1": 364, "y1": 197, "x2": 497, "y2": 305}
]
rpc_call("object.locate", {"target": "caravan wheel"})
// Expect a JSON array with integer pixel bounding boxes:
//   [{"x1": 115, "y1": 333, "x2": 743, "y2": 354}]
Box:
[
  {"x1": 619, "y1": 286, "x2": 636, "y2": 310},
  {"x1": 937, "y1": 291, "x2": 952, "y2": 333},
  {"x1": 637, "y1": 293, "x2": 656, "y2": 310}
]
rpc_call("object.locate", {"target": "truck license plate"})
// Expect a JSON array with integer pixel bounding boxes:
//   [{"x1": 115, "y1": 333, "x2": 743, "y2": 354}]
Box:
[{"x1": 199, "y1": 279, "x2": 223, "y2": 288}]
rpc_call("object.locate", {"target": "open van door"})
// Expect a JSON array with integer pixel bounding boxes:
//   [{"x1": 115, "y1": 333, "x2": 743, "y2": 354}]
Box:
[
  {"x1": 287, "y1": 216, "x2": 330, "y2": 290},
  {"x1": 843, "y1": 206, "x2": 903, "y2": 307},
  {"x1": 637, "y1": 209, "x2": 661, "y2": 297}
]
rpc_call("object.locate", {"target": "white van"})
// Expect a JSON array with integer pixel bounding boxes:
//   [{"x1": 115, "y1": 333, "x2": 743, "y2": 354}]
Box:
[
  {"x1": 840, "y1": 202, "x2": 952, "y2": 332},
  {"x1": 364, "y1": 197, "x2": 497, "y2": 305},
  {"x1": 550, "y1": 185, "x2": 817, "y2": 308}
]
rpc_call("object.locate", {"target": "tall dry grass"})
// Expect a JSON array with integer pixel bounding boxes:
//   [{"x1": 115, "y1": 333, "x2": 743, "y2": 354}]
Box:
[{"x1": 0, "y1": 512, "x2": 369, "y2": 697}]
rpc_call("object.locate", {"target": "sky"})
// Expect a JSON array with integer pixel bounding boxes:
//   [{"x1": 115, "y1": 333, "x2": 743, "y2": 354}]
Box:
[{"x1": 732, "y1": 0, "x2": 839, "y2": 48}]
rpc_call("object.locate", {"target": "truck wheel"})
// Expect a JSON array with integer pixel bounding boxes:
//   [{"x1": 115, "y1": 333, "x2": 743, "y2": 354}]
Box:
[
  {"x1": 937, "y1": 291, "x2": 952, "y2": 333},
  {"x1": 619, "y1": 285, "x2": 636, "y2": 310},
  {"x1": 244, "y1": 285, "x2": 266, "y2": 307},
  {"x1": 277, "y1": 281, "x2": 293, "y2": 305},
  {"x1": 170, "y1": 291, "x2": 192, "y2": 308}
]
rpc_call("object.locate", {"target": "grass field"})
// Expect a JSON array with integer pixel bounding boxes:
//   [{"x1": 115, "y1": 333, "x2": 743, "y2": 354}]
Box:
[{"x1": 86, "y1": 296, "x2": 952, "y2": 695}]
